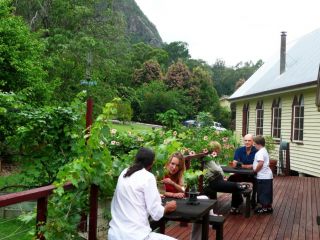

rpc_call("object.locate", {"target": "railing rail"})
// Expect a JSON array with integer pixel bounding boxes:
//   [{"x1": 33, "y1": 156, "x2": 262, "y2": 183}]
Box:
[{"x1": 0, "y1": 182, "x2": 98, "y2": 240}]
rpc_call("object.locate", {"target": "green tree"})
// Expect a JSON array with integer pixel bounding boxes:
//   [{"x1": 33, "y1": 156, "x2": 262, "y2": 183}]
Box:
[
  {"x1": 165, "y1": 60, "x2": 192, "y2": 89},
  {"x1": 191, "y1": 66, "x2": 220, "y2": 114},
  {"x1": 163, "y1": 41, "x2": 190, "y2": 65},
  {"x1": 135, "y1": 81, "x2": 194, "y2": 123},
  {"x1": 0, "y1": 0, "x2": 52, "y2": 102},
  {"x1": 133, "y1": 59, "x2": 162, "y2": 85},
  {"x1": 129, "y1": 42, "x2": 168, "y2": 69},
  {"x1": 157, "y1": 109, "x2": 183, "y2": 130}
]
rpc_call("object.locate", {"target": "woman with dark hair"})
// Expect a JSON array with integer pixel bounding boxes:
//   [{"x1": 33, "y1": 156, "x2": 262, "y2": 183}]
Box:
[{"x1": 108, "y1": 147, "x2": 177, "y2": 240}]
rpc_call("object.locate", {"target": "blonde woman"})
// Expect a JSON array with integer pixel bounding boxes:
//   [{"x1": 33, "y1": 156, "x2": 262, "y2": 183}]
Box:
[{"x1": 162, "y1": 152, "x2": 186, "y2": 199}]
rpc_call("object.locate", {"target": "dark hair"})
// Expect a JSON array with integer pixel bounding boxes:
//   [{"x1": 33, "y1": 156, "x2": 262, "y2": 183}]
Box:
[
  {"x1": 253, "y1": 135, "x2": 265, "y2": 146},
  {"x1": 124, "y1": 147, "x2": 155, "y2": 177}
]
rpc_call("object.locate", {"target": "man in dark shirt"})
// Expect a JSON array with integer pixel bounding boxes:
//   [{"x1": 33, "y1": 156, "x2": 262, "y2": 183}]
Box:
[{"x1": 229, "y1": 134, "x2": 257, "y2": 213}]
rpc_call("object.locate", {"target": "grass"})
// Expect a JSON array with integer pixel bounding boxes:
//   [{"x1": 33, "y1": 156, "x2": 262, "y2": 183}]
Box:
[
  {"x1": 109, "y1": 121, "x2": 160, "y2": 133},
  {"x1": 0, "y1": 218, "x2": 33, "y2": 240}
]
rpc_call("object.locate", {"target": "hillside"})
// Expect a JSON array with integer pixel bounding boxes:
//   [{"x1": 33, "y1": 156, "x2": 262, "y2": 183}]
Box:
[{"x1": 113, "y1": 0, "x2": 163, "y2": 47}]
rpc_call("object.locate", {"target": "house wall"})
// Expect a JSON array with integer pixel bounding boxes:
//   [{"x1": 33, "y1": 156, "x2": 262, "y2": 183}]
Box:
[{"x1": 234, "y1": 88, "x2": 320, "y2": 177}]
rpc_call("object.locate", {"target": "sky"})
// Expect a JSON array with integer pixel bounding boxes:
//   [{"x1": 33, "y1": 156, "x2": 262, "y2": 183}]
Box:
[{"x1": 135, "y1": 0, "x2": 320, "y2": 67}]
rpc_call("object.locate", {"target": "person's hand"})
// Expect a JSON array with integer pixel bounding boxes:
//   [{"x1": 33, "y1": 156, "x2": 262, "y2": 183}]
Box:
[
  {"x1": 164, "y1": 200, "x2": 176, "y2": 213},
  {"x1": 236, "y1": 161, "x2": 243, "y2": 168},
  {"x1": 162, "y1": 178, "x2": 174, "y2": 185},
  {"x1": 172, "y1": 192, "x2": 185, "y2": 199},
  {"x1": 232, "y1": 160, "x2": 237, "y2": 168}
]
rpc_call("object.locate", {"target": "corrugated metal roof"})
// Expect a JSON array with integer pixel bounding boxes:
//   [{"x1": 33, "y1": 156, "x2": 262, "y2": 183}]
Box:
[{"x1": 229, "y1": 28, "x2": 320, "y2": 100}]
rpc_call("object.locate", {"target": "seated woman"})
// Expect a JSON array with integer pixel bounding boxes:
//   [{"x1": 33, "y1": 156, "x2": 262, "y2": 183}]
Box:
[
  {"x1": 203, "y1": 141, "x2": 252, "y2": 214},
  {"x1": 162, "y1": 152, "x2": 185, "y2": 199}
]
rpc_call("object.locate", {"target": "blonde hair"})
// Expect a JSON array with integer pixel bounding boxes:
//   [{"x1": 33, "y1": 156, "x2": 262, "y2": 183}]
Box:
[
  {"x1": 165, "y1": 152, "x2": 185, "y2": 183},
  {"x1": 209, "y1": 141, "x2": 222, "y2": 153}
]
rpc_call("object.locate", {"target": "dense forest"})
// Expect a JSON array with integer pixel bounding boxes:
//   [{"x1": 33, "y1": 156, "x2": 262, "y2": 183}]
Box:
[{"x1": 1, "y1": 0, "x2": 262, "y2": 122}]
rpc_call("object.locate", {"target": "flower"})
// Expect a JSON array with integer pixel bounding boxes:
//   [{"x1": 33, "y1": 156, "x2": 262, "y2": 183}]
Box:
[
  {"x1": 116, "y1": 141, "x2": 120, "y2": 146},
  {"x1": 110, "y1": 129, "x2": 117, "y2": 135},
  {"x1": 211, "y1": 151, "x2": 217, "y2": 158},
  {"x1": 111, "y1": 141, "x2": 116, "y2": 145},
  {"x1": 189, "y1": 150, "x2": 196, "y2": 156},
  {"x1": 137, "y1": 137, "x2": 144, "y2": 142},
  {"x1": 222, "y1": 137, "x2": 229, "y2": 143},
  {"x1": 202, "y1": 148, "x2": 209, "y2": 154},
  {"x1": 203, "y1": 136, "x2": 208, "y2": 141},
  {"x1": 173, "y1": 131, "x2": 177, "y2": 136}
]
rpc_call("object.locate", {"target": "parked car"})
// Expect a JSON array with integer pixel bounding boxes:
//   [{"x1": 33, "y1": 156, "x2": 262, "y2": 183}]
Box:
[
  {"x1": 211, "y1": 122, "x2": 227, "y2": 131},
  {"x1": 183, "y1": 120, "x2": 199, "y2": 127}
]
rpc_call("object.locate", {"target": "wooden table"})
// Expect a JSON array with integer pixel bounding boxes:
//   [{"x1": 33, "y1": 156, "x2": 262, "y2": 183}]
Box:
[
  {"x1": 222, "y1": 166, "x2": 257, "y2": 210},
  {"x1": 159, "y1": 198, "x2": 216, "y2": 240},
  {"x1": 221, "y1": 166, "x2": 255, "y2": 175}
]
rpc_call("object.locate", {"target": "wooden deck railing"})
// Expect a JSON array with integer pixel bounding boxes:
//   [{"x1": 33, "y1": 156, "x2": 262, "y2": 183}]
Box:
[{"x1": 0, "y1": 183, "x2": 99, "y2": 240}]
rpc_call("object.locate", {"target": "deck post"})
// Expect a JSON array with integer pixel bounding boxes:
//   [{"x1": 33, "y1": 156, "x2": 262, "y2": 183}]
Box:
[
  {"x1": 88, "y1": 184, "x2": 99, "y2": 240},
  {"x1": 36, "y1": 196, "x2": 48, "y2": 240}
]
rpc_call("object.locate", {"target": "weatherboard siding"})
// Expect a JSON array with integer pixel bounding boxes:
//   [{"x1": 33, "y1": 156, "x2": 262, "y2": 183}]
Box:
[{"x1": 234, "y1": 88, "x2": 320, "y2": 176}]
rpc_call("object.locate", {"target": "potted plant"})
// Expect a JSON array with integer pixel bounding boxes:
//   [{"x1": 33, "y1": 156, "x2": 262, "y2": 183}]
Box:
[
  {"x1": 183, "y1": 169, "x2": 205, "y2": 205},
  {"x1": 264, "y1": 136, "x2": 278, "y2": 174}
]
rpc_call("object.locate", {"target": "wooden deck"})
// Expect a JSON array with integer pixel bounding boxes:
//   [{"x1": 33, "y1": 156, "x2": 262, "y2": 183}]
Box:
[{"x1": 164, "y1": 176, "x2": 320, "y2": 240}]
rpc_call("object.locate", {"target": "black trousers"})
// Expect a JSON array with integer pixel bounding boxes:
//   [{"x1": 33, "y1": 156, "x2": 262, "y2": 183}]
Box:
[
  {"x1": 228, "y1": 174, "x2": 257, "y2": 208},
  {"x1": 203, "y1": 175, "x2": 244, "y2": 208}
]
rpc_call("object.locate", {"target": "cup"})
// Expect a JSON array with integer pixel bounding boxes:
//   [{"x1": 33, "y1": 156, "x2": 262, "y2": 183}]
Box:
[{"x1": 157, "y1": 181, "x2": 166, "y2": 195}]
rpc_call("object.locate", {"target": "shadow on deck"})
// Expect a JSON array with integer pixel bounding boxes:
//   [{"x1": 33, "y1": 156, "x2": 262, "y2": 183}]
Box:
[{"x1": 164, "y1": 176, "x2": 320, "y2": 240}]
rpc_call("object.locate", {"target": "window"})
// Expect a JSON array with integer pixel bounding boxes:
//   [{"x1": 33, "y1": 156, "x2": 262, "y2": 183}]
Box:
[
  {"x1": 272, "y1": 98, "x2": 282, "y2": 139},
  {"x1": 292, "y1": 95, "x2": 304, "y2": 141},
  {"x1": 242, "y1": 103, "x2": 249, "y2": 137},
  {"x1": 256, "y1": 101, "x2": 264, "y2": 135}
]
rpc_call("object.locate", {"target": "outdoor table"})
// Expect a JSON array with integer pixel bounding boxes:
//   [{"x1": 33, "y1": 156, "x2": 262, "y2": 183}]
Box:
[
  {"x1": 158, "y1": 198, "x2": 216, "y2": 240},
  {"x1": 222, "y1": 166, "x2": 257, "y2": 208},
  {"x1": 221, "y1": 166, "x2": 255, "y2": 175}
]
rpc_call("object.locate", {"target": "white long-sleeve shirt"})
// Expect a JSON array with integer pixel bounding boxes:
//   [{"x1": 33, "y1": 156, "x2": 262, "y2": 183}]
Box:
[{"x1": 108, "y1": 168, "x2": 164, "y2": 240}]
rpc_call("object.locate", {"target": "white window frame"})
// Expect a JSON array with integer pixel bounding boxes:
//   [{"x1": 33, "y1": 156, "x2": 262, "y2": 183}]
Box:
[
  {"x1": 272, "y1": 106, "x2": 281, "y2": 139},
  {"x1": 292, "y1": 103, "x2": 304, "y2": 142}
]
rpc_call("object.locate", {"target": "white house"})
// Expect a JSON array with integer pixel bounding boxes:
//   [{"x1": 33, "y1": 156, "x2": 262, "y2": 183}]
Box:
[{"x1": 229, "y1": 29, "x2": 320, "y2": 177}]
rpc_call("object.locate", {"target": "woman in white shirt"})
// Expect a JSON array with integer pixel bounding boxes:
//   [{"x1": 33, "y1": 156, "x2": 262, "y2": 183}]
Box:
[{"x1": 108, "y1": 147, "x2": 177, "y2": 240}]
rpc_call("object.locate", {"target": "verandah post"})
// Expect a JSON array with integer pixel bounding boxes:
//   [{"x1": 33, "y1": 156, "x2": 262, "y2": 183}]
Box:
[
  {"x1": 36, "y1": 196, "x2": 48, "y2": 240},
  {"x1": 88, "y1": 184, "x2": 99, "y2": 240}
]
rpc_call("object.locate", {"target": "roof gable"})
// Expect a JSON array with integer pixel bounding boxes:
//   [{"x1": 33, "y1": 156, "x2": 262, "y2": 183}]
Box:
[{"x1": 230, "y1": 28, "x2": 320, "y2": 100}]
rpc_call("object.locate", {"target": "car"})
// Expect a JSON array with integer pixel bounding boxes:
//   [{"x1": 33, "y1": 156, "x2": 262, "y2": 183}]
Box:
[
  {"x1": 211, "y1": 122, "x2": 227, "y2": 131},
  {"x1": 183, "y1": 120, "x2": 198, "y2": 127}
]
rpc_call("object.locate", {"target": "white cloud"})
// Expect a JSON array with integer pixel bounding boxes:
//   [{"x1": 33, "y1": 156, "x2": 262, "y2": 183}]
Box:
[{"x1": 135, "y1": 0, "x2": 320, "y2": 66}]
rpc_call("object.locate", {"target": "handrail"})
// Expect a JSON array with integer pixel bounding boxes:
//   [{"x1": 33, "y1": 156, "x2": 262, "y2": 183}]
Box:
[
  {"x1": 0, "y1": 182, "x2": 73, "y2": 207},
  {"x1": 0, "y1": 182, "x2": 98, "y2": 240}
]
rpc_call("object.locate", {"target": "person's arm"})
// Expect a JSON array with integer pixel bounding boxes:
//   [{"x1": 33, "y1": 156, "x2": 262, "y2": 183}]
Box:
[
  {"x1": 232, "y1": 148, "x2": 241, "y2": 167},
  {"x1": 242, "y1": 163, "x2": 253, "y2": 169},
  {"x1": 145, "y1": 175, "x2": 166, "y2": 221},
  {"x1": 162, "y1": 177, "x2": 184, "y2": 193},
  {"x1": 254, "y1": 161, "x2": 263, "y2": 173},
  {"x1": 164, "y1": 191, "x2": 185, "y2": 198},
  {"x1": 164, "y1": 200, "x2": 176, "y2": 214}
]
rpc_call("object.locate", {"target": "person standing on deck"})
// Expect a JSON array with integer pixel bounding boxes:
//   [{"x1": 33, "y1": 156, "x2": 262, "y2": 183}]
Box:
[{"x1": 228, "y1": 134, "x2": 257, "y2": 213}]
